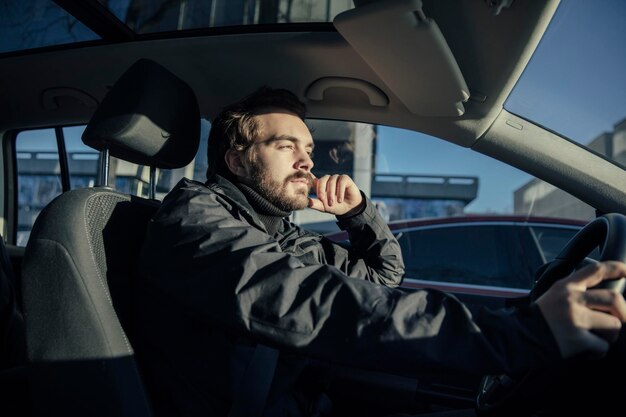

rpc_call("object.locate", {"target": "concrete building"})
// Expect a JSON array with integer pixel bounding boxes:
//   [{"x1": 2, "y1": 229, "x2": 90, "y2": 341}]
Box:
[{"x1": 514, "y1": 117, "x2": 626, "y2": 220}]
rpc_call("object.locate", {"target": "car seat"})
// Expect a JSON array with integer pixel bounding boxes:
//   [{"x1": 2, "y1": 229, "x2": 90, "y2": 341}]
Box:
[
  {"x1": 20, "y1": 58, "x2": 200, "y2": 417},
  {"x1": 0, "y1": 233, "x2": 27, "y2": 416}
]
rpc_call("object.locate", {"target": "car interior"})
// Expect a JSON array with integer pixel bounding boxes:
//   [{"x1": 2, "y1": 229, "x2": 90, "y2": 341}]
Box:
[{"x1": 1, "y1": 0, "x2": 625, "y2": 416}]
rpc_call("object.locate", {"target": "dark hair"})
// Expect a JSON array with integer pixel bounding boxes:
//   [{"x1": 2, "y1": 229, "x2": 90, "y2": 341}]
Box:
[{"x1": 206, "y1": 86, "x2": 306, "y2": 179}]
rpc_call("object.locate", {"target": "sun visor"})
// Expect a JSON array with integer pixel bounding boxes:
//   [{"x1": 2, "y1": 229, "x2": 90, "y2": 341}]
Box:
[{"x1": 334, "y1": 0, "x2": 469, "y2": 117}]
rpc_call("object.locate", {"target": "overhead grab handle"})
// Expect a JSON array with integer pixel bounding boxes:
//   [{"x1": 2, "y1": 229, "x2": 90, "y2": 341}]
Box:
[
  {"x1": 305, "y1": 77, "x2": 389, "y2": 107},
  {"x1": 334, "y1": 0, "x2": 469, "y2": 117},
  {"x1": 41, "y1": 87, "x2": 99, "y2": 110}
]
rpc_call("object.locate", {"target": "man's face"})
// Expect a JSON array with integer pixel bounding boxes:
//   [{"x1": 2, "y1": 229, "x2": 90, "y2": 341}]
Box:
[{"x1": 241, "y1": 110, "x2": 315, "y2": 211}]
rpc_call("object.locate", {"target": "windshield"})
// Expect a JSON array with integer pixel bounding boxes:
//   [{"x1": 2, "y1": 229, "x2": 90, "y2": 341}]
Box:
[
  {"x1": 0, "y1": 0, "x2": 99, "y2": 54},
  {"x1": 0, "y1": 0, "x2": 353, "y2": 54},
  {"x1": 505, "y1": 0, "x2": 626, "y2": 168}
]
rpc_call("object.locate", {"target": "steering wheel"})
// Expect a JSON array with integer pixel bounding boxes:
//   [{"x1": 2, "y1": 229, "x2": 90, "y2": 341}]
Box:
[
  {"x1": 475, "y1": 213, "x2": 626, "y2": 416},
  {"x1": 530, "y1": 213, "x2": 626, "y2": 299}
]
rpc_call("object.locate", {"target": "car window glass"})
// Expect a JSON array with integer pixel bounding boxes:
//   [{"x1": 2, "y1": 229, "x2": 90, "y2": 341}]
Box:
[
  {"x1": 309, "y1": 122, "x2": 593, "y2": 289},
  {"x1": 0, "y1": 0, "x2": 99, "y2": 54},
  {"x1": 63, "y1": 126, "x2": 99, "y2": 189},
  {"x1": 294, "y1": 121, "x2": 595, "y2": 236},
  {"x1": 530, "y1": 226, "x2": 600, "y2": 263},
  {"x1": 97, "y1": 0, "x2": 354, "y2": 35},
  {"x1": 14, "y1": 120, "x2": 210, "y2": 246},
  {"x1": 16, "y1": 129, "x2": 62, "y2": 246},
  {"x1": 398, "y1": 225, "x2": 532, "y2": 290}
]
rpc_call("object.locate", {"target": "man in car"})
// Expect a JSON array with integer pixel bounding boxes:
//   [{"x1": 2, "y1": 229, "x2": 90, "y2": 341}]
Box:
[{"x1": 136, "y1": 87, "x2": 626, "y2": 417}]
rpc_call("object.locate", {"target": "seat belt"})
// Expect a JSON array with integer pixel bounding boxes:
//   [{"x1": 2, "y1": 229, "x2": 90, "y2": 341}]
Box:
[{"x1": 228, "y1": 344, "x2": 279, "y2": 417}]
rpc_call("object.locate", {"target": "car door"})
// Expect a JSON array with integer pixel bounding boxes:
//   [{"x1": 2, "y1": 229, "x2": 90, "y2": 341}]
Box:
[{"x1": 397, "y1": 223, "x2": 533, "y2": 304}]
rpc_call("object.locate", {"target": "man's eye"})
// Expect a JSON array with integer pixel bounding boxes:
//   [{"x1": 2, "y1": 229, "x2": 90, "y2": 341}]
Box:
[{"x1": 279, "y1": 144, "x2": 295, "y2": 150}]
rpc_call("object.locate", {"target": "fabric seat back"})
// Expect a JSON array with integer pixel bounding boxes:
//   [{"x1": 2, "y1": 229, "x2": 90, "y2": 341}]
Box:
[
  {"x1": 20, "y1": 59, "x2": 200, "y2": 417},
  {"x1": 0, "y1": 234, "x2": 27, "y2": 417}
]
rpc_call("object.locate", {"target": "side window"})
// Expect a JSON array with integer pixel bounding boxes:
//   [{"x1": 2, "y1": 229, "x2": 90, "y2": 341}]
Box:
[
  {"x1": 14, "y1": 120, "x2": 210, "y2": 246},
  {"x1": 64, "y1": 125, "x2": 99, "y2": 188},
  {"x1": 63, "y1": 125, "x2": 163, "y2": 197},
  {"x1": 398, "y1": 225, "x2": 534, "y2": 289},
  {"x1": 529, "y1": 226, "x2": 599, "y2": 263},
  {"x1": 16, "y1": 129, "x2": 63, "y2": 246}
]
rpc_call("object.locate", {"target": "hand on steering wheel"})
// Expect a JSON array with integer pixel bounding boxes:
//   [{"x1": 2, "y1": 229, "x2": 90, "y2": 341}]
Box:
[
  {"x1": 534, "y1": 213, "x2": 626, "y2": 358},
  {"x1": 537, "y1": 261, "x2": 626, "y2": 358},
  {"x1": 476, "y1": 213, "x2": 626, "y2": 416}
]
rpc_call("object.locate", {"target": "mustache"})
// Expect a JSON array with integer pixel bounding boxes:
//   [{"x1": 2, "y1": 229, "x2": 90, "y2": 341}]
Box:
[{"x1": 286, "y1": 172, "x2": 314, "y2": 186}]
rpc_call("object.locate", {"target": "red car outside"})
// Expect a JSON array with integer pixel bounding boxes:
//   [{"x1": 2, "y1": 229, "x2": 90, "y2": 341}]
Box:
[{"x1": 327, "y1": 215, "x2": 592, "y2": 298}]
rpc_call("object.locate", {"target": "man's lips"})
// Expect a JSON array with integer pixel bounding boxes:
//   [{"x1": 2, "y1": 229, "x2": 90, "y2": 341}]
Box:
[
  {"x1": 286, "y1": 172, "x2": 313, "y2": 188},
  {"x1": 289, "y1": 179, "x2": 311, "y2": 192}
]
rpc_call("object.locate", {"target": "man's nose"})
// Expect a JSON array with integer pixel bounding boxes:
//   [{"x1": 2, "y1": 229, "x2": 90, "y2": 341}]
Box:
[{"x1": 296, "y1": 150, "x2": 314, "y2": 171}]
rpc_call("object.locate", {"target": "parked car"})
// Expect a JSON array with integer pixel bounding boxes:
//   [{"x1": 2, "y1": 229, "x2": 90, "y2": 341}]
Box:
[
  {"x1": 1, "y1": 1, "x2": 625, "y2": 417},
  {"x1": 328, "y1": 215, "x2": 596, "y2": 296}
]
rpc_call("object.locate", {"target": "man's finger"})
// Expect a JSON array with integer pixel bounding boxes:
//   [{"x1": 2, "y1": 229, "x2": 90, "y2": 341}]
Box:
[
  {"x1": 582, "y1": 308, "x2": 623, "y2": 331},
  {"x1": 582, "y1": 289, "x2": 626, "y2": 321},
  {"x1": 327, "y1": 175, "x2": 338, "y2": 206},
  {"x1": 336, "y1": 175, "x2": 347, "y2": 203},
  {"x1": 307, "y1": 197, "x2": 325, "y2": 212},
  {"x1": 581, "y1": 309, "x2": 622, "y2": 346},
  {"x1": 567, "y1": 261, "x2": 626, "y2": 289},
  {"x1": 316, "y1": 175, "x2": 329, "y2": 204}
]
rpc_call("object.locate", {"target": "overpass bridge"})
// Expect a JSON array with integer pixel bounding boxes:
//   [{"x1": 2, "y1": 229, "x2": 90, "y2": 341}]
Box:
[{"x1": 371, "y1": 174, "x2": 478, "y2": 204}]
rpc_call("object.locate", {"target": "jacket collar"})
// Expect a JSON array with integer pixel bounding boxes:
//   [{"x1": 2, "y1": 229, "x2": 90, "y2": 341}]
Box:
[{"x1": 204, "y1": 174, "x2": 269, "y2": 233}]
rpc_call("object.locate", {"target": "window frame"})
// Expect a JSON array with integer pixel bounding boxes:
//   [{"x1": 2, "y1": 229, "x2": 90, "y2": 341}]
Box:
[{"x1": 1, "y1": 130, "x2": 18, "y2": 244}]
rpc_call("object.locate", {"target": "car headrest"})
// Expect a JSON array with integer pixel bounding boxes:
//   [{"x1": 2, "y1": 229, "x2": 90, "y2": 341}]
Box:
[{"x1": 82, "y1": 59, "x2": 200, "y2": 169}]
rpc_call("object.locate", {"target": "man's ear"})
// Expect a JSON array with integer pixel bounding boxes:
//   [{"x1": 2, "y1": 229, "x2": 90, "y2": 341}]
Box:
[{"x1": 224, "y1": 149, "x2": 247, "y2": 177}]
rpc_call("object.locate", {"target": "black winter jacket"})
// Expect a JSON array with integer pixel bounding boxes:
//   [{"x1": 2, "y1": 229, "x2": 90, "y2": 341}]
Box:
[{"x1": 135, "y1": 175, "x2": 560, "y2": 417}]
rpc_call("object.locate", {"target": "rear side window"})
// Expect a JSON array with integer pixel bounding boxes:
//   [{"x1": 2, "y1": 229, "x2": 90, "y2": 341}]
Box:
[
  {"x1": 14, "y1": 122, "x2": 209, "y2": 246},
  {"x1": 397, "y1": 225, "x2": 533, "y2": 289},
  {"x1": 16, "y1": 129, "x2": 62, "y2": 246},
  {"x1": 64, "y1": 126, "x2": 99, "y2": 189}
]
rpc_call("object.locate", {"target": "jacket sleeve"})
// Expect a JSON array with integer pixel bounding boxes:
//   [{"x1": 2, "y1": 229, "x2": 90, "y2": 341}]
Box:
[
  {"x1": 140, "y1": 184, "x2": 561, "y2": 377},
  {"x1": 322, "y1": 196, "x2": 404, "y2": 288}
]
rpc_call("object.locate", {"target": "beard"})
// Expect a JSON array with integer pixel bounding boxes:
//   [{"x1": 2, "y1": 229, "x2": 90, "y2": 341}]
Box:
[{"x1": 248, "y1": 160, "x2": 312, "y2": 212}]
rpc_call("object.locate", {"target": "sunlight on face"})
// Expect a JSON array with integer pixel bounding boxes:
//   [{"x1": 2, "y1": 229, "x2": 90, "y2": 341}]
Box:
[
  {"x1": 241, "y1": 110, "x2": 315, "y2": 212},
  {"x1": 248, "y1": 155, "x2": 313, "y2": 212}
]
